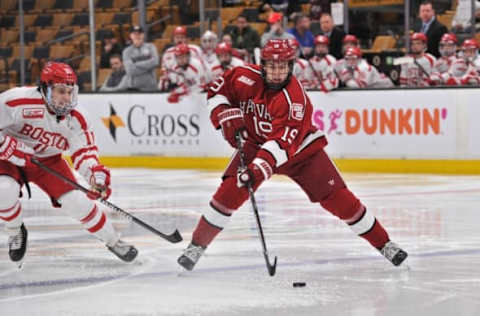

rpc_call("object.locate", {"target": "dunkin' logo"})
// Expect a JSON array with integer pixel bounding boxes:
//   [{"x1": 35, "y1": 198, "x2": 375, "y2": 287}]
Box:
[{"x1": 313, "y1": 107, "x2": 448, "y2": 135}]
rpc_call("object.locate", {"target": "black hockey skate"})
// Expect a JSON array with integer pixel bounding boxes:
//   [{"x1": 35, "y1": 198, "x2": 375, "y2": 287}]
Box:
[
  {"x1": 8, "y1": 223, "x2": 28, "y2": 264},
  {"x1": 107, "y1": 240, "x2": 138, "y2": 262},
  {"x1": 178, "y1": 242, "x2": 206, "y2": 271},
  {"x1": 380, "y1": 241, "x2": 408, "y2": 266}
]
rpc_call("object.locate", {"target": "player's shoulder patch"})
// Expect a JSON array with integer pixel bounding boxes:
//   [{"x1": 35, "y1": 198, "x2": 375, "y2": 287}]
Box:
[
  {"x1": 237, "y1": 75, "x2": 256, "y2": 86},
  {"x1": 282, "y1": 79, "x2": 307, "y2": 121},
  {"x1": 22, "y1": 107, "x2": 45, "y2": 119}
]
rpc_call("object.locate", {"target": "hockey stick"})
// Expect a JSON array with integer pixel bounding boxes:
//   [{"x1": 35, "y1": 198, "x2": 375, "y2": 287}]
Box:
[
  {"x1": 235, "y1": 133, "x2": 277, "y2": 277},
  {"x1": 31, "y1": 158, "x2": 183, "y2": 243}
]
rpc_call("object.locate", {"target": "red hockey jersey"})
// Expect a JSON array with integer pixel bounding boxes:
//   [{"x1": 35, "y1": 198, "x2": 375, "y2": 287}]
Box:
[{"x1": 207, "y1": 64, "x2": 325, "y2": 170}]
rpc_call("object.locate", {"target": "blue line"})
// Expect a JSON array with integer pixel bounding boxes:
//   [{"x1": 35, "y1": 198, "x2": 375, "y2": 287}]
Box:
[{"x1": 1, "y1": 247, "x2": 480, "y2": 292}]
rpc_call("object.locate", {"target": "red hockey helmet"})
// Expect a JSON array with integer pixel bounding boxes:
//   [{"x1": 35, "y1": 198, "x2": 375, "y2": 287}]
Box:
[
  {"x1": 343, "y1": 34, "x2": 359, "y2": 45},
  {"x1": 440, "y1": 33, "x2": 458, "y2": 44},
  {"x1": 173, "y1": 26, "x2": 187, "y2": 36},
  {"x1": 344, "y1": 46, "x2": 362, "y2": 58},
  {"x1": 287, "y1": 38, "x2": 300, "y2": 50},
  {"x1": 261, "y1": 39, "x2": 295, "y2": 90},
  {"x1": 411, "y1": 32, "x2": 427, "y2": 43},
  {"x1": 215, "y1": 42, "x2": 232, "y2": 55},
  {"x1": 40, "y1": 62, "x2": 78, "y2": 116},
  {"x1": 41, "y1": 61, "x2": 77, "y2": 86},
  {"x1": 174, "y1": 43, "x2": 190, "y2": 56},
  {"x1": 314, "y1": 35, "x2": 330, "y2": 46},
  {"x1": 462, "y1": 38, "x2": 478, "y2": 49}
]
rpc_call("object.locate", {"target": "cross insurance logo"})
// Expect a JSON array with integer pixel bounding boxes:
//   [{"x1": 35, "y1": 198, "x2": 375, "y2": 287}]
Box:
[
  {"x1": 101, "y1": 103, "x2": 126, "y2": 142},
  {"x1": 313, "y1": 106, "x2": 449, "y2": 136}
]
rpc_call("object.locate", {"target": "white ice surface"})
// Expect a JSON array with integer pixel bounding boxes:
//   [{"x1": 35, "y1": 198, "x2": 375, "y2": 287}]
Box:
[{"x1": 1, "y1": 169, "x2": 480, "y2": 315}]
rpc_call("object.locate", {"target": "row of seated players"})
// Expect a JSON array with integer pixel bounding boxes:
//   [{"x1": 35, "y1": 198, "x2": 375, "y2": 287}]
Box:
[
  {"x1": 399, "y1": 32, "x2": 480, "y2": 87},
  {"x1": 159, "y1": 27, "x2": 395, "y2": 102},
  {"x1": 159, "y1": 28, "x2": 480, "y2": 103}
]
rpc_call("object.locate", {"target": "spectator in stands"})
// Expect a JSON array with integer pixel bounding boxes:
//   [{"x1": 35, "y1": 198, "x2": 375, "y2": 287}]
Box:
[
  {"x1": 258, "y1": 0, "x2": 300, "y2": 20},
  {"x1": 288, "y1": 14, "x2": 315, "y2": 58},
  {"x1": 338, "y1": 47, "x2": 393, "y2": 88},
  {"x1": 320, "y1": 13, "x2": 345, "y2": 59},
  {"x1": 452, "y1": 0, "x2": 480, "y2": 33},
  {"x1": 100, "y1": 30, "x2": 123, "y2": 69},
  {"x1": 100, "y1": 54, "x2": 128, "y2": 92},
  {"x1": 261, "y1": 12, "x2": 295, "y2": 47},
  {"x1": 122, "y1": 25, "x2": 159, "y2": 91},
  {"x1": 221, "y1": 33, "x2": 244, "y2": 59},
  {"x1": 414, "y1": 1, "x2": 448, "y2": 58},
  {"x1": 227, "y1": 14, "x2": 261, "y2": 61}
]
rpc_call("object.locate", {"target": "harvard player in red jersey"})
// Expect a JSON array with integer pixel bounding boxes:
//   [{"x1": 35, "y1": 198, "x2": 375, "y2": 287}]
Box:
[
  {"x1": 177, "y1": 39, "x2": 408, "y2": 271},
  {"x1": 0, "y1": 62, "x2": 137, "y2": 265}
]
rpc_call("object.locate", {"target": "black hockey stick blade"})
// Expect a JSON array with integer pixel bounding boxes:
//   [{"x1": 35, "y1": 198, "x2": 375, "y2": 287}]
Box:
[
  {"x1": 266, "y1": 254, "x2": 277, "y2": 276},
  {"x1": 31, "y1": 158, "x2": 182, "y2": 243}
]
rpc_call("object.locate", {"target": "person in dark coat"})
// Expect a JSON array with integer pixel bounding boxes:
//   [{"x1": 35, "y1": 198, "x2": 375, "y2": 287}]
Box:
[
  {"x1": 414, "y1": 1, "x2": 448, "y2": 58},
  {"x1": 320, "y1": 13, "x2": 345, "y2": 59}
]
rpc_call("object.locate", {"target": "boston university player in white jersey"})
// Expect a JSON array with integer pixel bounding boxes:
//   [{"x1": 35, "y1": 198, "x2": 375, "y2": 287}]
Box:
[
  {"x1": 308, "y1": 35, "x2": 339, "y2": 92},
  {"x1": 210, "y1": 42, "x2": 245, "y2": 81},
  {"x1": 399, "y1": 33, "x2": 436, "y2": 87},
  {"x1": 444, "y1": 39, "x2": 480, "y2": 86},
  {"x1": 0, "y1": 62, "x2": 137, "y2": 265},
  {"x1": 339, "y1": 47, "x2": 393, "y2": 88},
  {"x1": 166, "y1": 43, "x2": 209, "y2": 103},
  {"x1": 288, "y1": 39, "x2": 315, "y2": 89},
  {"x1": 429, "y1": 33, "x2": 459, "y2": 85},
  {"x1": 177, "y1": 39, "x2": 408, "y2": 271}
]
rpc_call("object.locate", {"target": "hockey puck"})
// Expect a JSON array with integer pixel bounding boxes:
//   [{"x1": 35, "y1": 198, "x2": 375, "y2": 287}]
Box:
[{"x1": 292, "y1": 282, "x2": 306, "y2": 287}]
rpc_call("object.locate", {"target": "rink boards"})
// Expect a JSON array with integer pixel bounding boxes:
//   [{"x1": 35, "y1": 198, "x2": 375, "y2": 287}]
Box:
[{"x1": 78, "y1": 88, "x2": 480, "y2": 173}]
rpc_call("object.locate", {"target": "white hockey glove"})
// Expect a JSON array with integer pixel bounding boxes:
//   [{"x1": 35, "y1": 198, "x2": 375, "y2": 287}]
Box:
[{"x1": 0, "y1": 135, "x2": 34, "y2": 167}]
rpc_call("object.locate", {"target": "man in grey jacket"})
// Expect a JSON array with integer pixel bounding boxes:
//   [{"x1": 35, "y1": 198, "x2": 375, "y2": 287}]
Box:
[
  {"x1": 122, "y1": 25, "x2": 159, "y2": 91},
  {"x1": 260, "y1": 12, "x2": 295, "y2": 47}
]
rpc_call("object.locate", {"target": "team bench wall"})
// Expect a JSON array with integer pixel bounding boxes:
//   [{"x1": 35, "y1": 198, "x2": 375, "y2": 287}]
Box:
[{"x1": 77, "y1": 88, "x2": 480, "y2": 174}]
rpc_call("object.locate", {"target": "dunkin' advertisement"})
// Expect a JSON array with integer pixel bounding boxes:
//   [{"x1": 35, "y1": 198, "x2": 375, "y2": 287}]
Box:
[{"x1": 309, "y1": 89, "x2": 457, "y2": 159}]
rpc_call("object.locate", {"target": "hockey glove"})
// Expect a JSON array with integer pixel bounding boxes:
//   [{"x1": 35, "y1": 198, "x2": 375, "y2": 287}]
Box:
[
  {"x1": 218, "y1": 108, "x2": 248, "y2": 148},
  {"x1": 237, "y1": 160, "x2": 273, "y2": 188},
  {"x1": 0, "y1": 135, "x2": 34, "y2": 167},
  {"x1": 87, "y1": 164, "x2": 112, "y2": 200}
]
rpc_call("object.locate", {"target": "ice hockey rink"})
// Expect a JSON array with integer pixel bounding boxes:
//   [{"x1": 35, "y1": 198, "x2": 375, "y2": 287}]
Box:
[{"x1": 1, "y1": 168, "x2": 480, "y2": 316}]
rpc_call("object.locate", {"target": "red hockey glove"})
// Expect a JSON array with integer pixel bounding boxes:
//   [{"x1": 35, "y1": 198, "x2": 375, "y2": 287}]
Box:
[
  {"x1": 237, "y1": 159, "x2": 273, "y2": 188},
  {"x1": 218, "y1": 108, "x2": 247, "y2": 148},
  {"x1": 167, "y1": 92, "x2": 181, "y2": 103},
  {"x1": 87, "y1": 164, "x2": 112, "y2": 200},
  {"x1": 461, "y1": 76, "x2": 479, "y2": 85},
  {"x1": 445, "y1": 77, "x2": 459, "y2": 86},
  {"x1": 0, "y1": 135, "x2": 34, "y2": 167}
]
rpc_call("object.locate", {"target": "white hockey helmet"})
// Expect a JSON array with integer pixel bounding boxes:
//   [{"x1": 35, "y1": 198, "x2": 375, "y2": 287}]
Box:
[{"x1": 201, "y1": 30, "x2": 218, "y2": 51}]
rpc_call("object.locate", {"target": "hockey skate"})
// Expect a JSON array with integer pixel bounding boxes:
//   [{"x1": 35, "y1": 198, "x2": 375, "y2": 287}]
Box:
[
  {"x1": 380, "y1": 241, "x2": 408, "y2": 266},
  {"x1": 177, "y1": 243, "x2": 206, "y2": 271},
  {"x1": 107, "y1": 240, "x2": 138, "y2": 262},
  {"x1": 7, "y1": 223, "x2": 28, "y2": 267}
]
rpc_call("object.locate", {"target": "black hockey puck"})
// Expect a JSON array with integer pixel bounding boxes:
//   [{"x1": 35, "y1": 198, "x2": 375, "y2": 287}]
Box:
[{"x1": 292, "y1": 282, "x2": 306, "y2": 287}]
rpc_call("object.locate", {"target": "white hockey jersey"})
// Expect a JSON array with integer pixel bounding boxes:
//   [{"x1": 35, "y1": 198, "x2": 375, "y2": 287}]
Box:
[
  {"x1": 0, "y1": 87, "x2": 99, "y2": 180},
  {"x1": 161, "y1": 43, "x2": 204, "y2": 71},
  {"x1": 210, "y1": 56, "x2": 245, "y2": 81},
  {"x1": 292, "y1": 58, "x2": 315, "y2": 89},
  {"x1": 168, "y1": 58, "x2": 209, "y2": 95},
  {"x1": 399, "y1": 53, "x2": 436, "y2": 87},
  {"x1": 443, "y1": 58, "x2": 480, "y2": 85},
  {"x1": 308, "y1": 54, "x2": 339, "y2": 92},
  {"x1": 201, "y1": 50, "x2": 220, "y2": 82},
  {"x1": 430, "y1": 55, "x2": 458, "y2": 85},
  {"x1": 337, "y1": 60, "x2": 393, "y2": 88}
]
